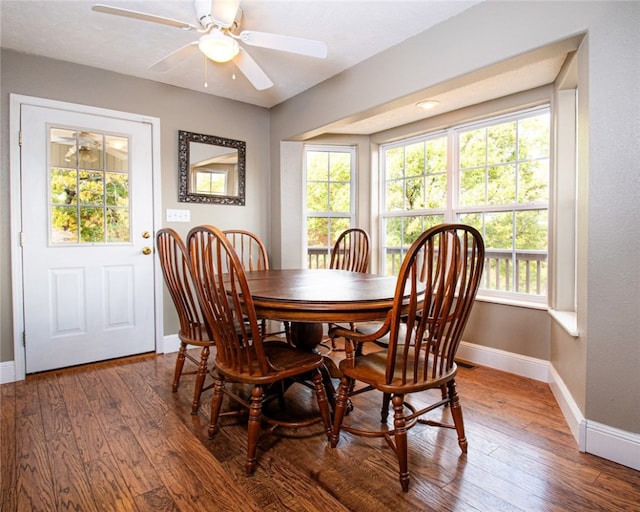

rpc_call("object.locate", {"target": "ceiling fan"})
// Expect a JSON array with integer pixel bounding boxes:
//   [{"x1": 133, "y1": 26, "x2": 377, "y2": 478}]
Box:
[{"x1": 91, "y1": 0, "x2": 328, "y2": 90}]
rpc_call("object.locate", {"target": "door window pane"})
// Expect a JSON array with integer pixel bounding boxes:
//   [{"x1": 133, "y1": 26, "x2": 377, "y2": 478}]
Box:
[{"x1": 49, "y1": 127, "x2": 130, "y2": 244}]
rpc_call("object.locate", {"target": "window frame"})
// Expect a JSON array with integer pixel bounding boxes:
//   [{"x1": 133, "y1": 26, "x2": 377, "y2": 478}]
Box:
[
  {"x1": 303, "y1": 144, "x2": 357, "y2": 269},
  {"x1": 379, "y1": 105, "x2": 551, "y2": 304}
]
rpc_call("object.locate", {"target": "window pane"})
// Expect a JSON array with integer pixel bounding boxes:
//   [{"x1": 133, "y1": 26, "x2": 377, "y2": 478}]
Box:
[
  {"x1": 426, "y1": 137, "x2": 447, "y2": 173},
  {"x1": 425, "y1": 173, "x2": 447, "y2": 209},
  {"x1": 51, "y1": 169, "x2": 77, "y2": 205},
  {"x1": 458, "y1": 212, "x2": 482, "y2": 233},
  {"x1": 78, "y1": 171, "x2": 104, "y2": 205},
  {"x1": 386, "y1": 147, "x2": 404, "y2": 180},
  {"x1": 77, "y1": 132, "x2": 103, "y2": 170},
  {"x1": 518, "y1": 114, "x2": 550, "y2": 160},
  {"x1": 106, "y1": 172, "x2": 129, "y2": 206},
  {"x1": 329, "y1": 182, "x2": 350, "y2": 212},
  {"x1": 459, "y1": 168, "x2": 485, "y2": 206},
  {"x1": 329, "y1": 218, "x2": 350, "y2": 246},
  {"x1": 80, "y1": 207, "x2": 104, "y2": 242},
  {"x1": 50, "y1": 128, "x2": 78, "y2": 167},
  {"x1": 487, "y1": 164, "x2": 516, "y2": 205},
  {"x1": 518, "y1": 160, "x2": 549, "y2": 203},
  {"x1": 328, "y1": 152, "x2": 351, "y2": 181},
  {"x1": 405, "y1": 142, "x2": 424, "y2": 177},
  {"x1": 306, "y1": 182, "x2": 329, "y2": 212},
  {"x1": 105, "y1": 135, "x2": 128, "y2": 171},
  {"x1": 487, "y1": 121, "x2": 516, "y2": 164},
  {"x1": 107, "y1": 208, "x2": 130, "y2": 242},
  {"x1": 459, "y1": 128, "x2": 485, "y2": 169},
  {"x1": 385, "y1": 180, "x2": 404, "y2": 210},
  {"x1": 516, "y1": 210, "x2": 548, "y2": 251},
  {"x1": 484, "y1": 212, "x2": 513, "y2": 250},
  {"x1": 405, "y1": 177, "x2": 425, "y2": 209},
  {"x1": 306, "y1": 151, "x2": 328, "y2": 181},
  {"x1": 51, "y1": 206, "x2": 78, "y2": 243},
  {"x1": 307, "y1": 217, "x2": 329, "y2": 248}
]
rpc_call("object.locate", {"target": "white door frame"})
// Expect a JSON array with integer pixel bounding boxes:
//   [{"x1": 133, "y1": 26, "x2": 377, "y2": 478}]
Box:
[{"x1": 9, "y1": 94, "x2": 164, "y2": 381}]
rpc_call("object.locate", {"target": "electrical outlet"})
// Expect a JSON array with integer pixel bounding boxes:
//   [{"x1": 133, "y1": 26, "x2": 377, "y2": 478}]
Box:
[{"x1": 166, "y1": 209, "x2": 191, "y2": 223}]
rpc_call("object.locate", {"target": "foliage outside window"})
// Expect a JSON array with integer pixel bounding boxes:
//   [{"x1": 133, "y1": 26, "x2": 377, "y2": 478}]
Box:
[
  {"x1": 381, "y1": 106, "x2": 550, "y2": 301},
  {"x1": 305, "y1": 145, "x2": 355, "y2": 269},
  {"x1": 49, "y1": 127, "x2": 130, "y2": 244}
]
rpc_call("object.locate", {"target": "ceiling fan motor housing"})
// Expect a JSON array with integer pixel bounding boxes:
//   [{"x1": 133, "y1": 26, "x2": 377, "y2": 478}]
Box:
[{"x1": 194, "y1": 0, "x2": 242, "y2": 30}]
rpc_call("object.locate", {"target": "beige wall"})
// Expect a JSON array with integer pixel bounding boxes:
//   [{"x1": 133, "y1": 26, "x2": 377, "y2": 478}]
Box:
[
  {"x1": 270, "y1": 1, "x2": 640, "y2": 434},
  {"x1": 0, "y1": 49, "x2": 270, "y2": 360}
]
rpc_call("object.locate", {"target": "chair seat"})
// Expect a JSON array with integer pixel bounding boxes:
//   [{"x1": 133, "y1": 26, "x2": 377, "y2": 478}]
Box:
[
  {"x1": 215, "y1": 341, "x2": 325, "y2": 385},
  {"x1": 339, "y1": 348, "x2": 456, "y2": 394}
]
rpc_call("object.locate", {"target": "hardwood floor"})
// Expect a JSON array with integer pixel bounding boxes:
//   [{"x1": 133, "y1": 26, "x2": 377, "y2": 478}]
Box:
[{"x1": 2, "y1": 347, "x2": 639, "y2": 511}]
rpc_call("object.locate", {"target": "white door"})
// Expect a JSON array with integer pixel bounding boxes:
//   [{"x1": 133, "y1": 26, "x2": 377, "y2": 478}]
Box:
[{"x1": 21, "y1": 105, "x2": 156, "y2": 373}]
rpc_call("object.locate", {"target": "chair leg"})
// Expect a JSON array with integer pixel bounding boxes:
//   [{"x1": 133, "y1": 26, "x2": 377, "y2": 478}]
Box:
[
  {"x1": 245, "y1": 385, "x2": 264, "y2": 476},
  {"x1": 208, "y1": 377, "x2": 225, "y2": 439},
  {"x1": 284, "y1": 321, "x2": 292, "y2": 345},
  {"x1": 381, "y1": 392, "x2": 391, "y2": 422},
  {"x1": 191, "y1": 345, "x2": 210, "y2": 414},
  {"x1": 330, "y1": 377, "x2": 351, "y2": 448},
  {"x1": 447, "y1": 380, "x2": 467, "y2": 454},
  {"x1": 311, "y1": 369, "x2": 332, "y2": 440},
  {"x1": 172, "y1": 342, "x2": 188, "y2": 392},
  {"x1": 392, "y1": 394, "x2": 410, "y2": 493}
]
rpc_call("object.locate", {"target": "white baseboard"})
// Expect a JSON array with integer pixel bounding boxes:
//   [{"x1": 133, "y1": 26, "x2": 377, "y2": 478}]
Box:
[
  {"x1": 457, "y1": 341, "x2": 550, "y2": 382},
  {"x1": 0, "y1": 361, "x2": 16, "y2": 384},
  {"x1": 163, "y1": 334, "x2": 181, "y2": 354},
  {"x1": 459, "y1": 340, "x2": 640, "y2": 472},
  {"x1": 584, "y1": 420, "x2": 640, "y2": 471}
]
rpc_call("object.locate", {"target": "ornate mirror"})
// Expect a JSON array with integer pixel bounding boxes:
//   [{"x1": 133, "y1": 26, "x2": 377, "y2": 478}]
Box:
[{"x1": 178, "y1": 130, "x2": 246, "y2": 205}]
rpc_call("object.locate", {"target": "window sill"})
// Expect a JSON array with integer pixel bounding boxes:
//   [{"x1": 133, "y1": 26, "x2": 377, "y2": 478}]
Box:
[
  {"x1": 548, "y1": 309, "x2": 579, "y2": 337},
  {"x1": 475, "y1": 294, "x2": 548, "y2": 310}
]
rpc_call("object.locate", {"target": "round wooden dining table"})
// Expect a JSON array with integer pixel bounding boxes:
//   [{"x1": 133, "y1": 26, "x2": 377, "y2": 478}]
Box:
[
  {"x1": 240, "y1": 268, "x2": 406, "y2": 408},
  {"x1": 242, "y1": 268, "x2": 399, "y2": 348}
]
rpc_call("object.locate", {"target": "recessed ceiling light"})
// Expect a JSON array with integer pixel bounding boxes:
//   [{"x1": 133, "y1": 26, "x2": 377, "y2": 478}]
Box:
[{"x1": 416, "y1": 100, "x2": 440, "y2": 110}]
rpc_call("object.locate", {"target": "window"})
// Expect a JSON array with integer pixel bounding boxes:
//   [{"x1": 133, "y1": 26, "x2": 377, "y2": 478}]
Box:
[
  {"x1": 304, "y1": 145, "x2": 356, "y2": 269},
  {"x1": 381, "y1": 106, "x2": 550, "y2": 302},
  {"x1": 49, "y1": 127, "x2": 130, "y2": 244}
]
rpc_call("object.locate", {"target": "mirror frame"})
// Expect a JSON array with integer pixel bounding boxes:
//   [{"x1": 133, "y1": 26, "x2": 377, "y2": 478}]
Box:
[{"x1": 178, "y1": 130, "x2": 246, "y2": 206}]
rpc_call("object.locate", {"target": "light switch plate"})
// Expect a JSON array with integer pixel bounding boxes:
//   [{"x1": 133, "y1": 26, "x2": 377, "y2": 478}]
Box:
[{"x1": 166, "y1": 209, "x2": 190, "y2": 222}]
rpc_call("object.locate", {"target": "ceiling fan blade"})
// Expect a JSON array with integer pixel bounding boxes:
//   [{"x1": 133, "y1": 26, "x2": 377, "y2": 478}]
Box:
[
  {"x1": 92, "y1": 4, "x2": 198, "y2": 31},
  {"x1": 211, "y1": 0, "x2": 241, "y2": 28},
  {"x1": 234, "y1": 49, "x2": 273, "y2": 90},
  {"x1": 149, "y1": 42, "x2": 199, "y2": 71},
  {"x1": 238, "y1": 31, "x2": 328, "y2": 59}
]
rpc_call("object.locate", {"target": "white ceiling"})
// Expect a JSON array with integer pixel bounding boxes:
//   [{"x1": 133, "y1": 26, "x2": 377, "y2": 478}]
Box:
[
  {"x1": 1, "y1": 0, "x2": 483, "y2": 106},
  {"x1": 0, "y1": 0, "x2": 568, "y2": 135}
]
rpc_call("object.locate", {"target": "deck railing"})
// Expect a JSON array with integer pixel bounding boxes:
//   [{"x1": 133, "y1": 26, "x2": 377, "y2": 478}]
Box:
[{"x1": 307, "y1": 247, "x2": 547, "y2": 295}]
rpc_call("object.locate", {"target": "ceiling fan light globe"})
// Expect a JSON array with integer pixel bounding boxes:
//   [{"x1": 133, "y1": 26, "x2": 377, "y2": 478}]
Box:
[{"x1": 199, "y1": 31, "x2": 239, "y2": 63}]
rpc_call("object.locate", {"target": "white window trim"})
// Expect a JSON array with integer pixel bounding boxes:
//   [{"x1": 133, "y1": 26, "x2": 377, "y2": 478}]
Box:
[
  {"x1": 379, "y1": 105, "x2": 551, "y2": 305},
  {"x1": 303, "y1": 144, "x2": 357, "y2": 265}
]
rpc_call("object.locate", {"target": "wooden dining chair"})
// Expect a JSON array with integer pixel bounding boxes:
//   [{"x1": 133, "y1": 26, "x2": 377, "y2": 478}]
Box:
[
  {"x1": 223, "y1": 229, "x2": 290, "y2": 342},
  {"x1": 327, "y1": 228, "x2": 370, "y2": 351},
  {"x1": 156, "y1": 228, "x2": 214, "y2": 415},
  {"x1": 329, "y1": 227, "x2": 370, "y2": 273},
  {"x1": 187, "y1": 225, "x2": 332, "y2": 476},
  {"x1": 328, "y1": 223, "x2": 484, "y2": 492}
]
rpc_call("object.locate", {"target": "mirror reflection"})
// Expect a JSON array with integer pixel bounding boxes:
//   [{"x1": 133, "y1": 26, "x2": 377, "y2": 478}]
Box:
[{"x1": 178, "y1": 130, "x2": 246, "y2": 205}]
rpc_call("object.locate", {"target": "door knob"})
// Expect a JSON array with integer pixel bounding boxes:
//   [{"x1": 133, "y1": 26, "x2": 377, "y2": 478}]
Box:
[
  {"x1": 142, "y1": 247, "x2": 152, "y2": 255},
  {"x1": 142, "y1": 231, "x2": 151, "y2": 239}
]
